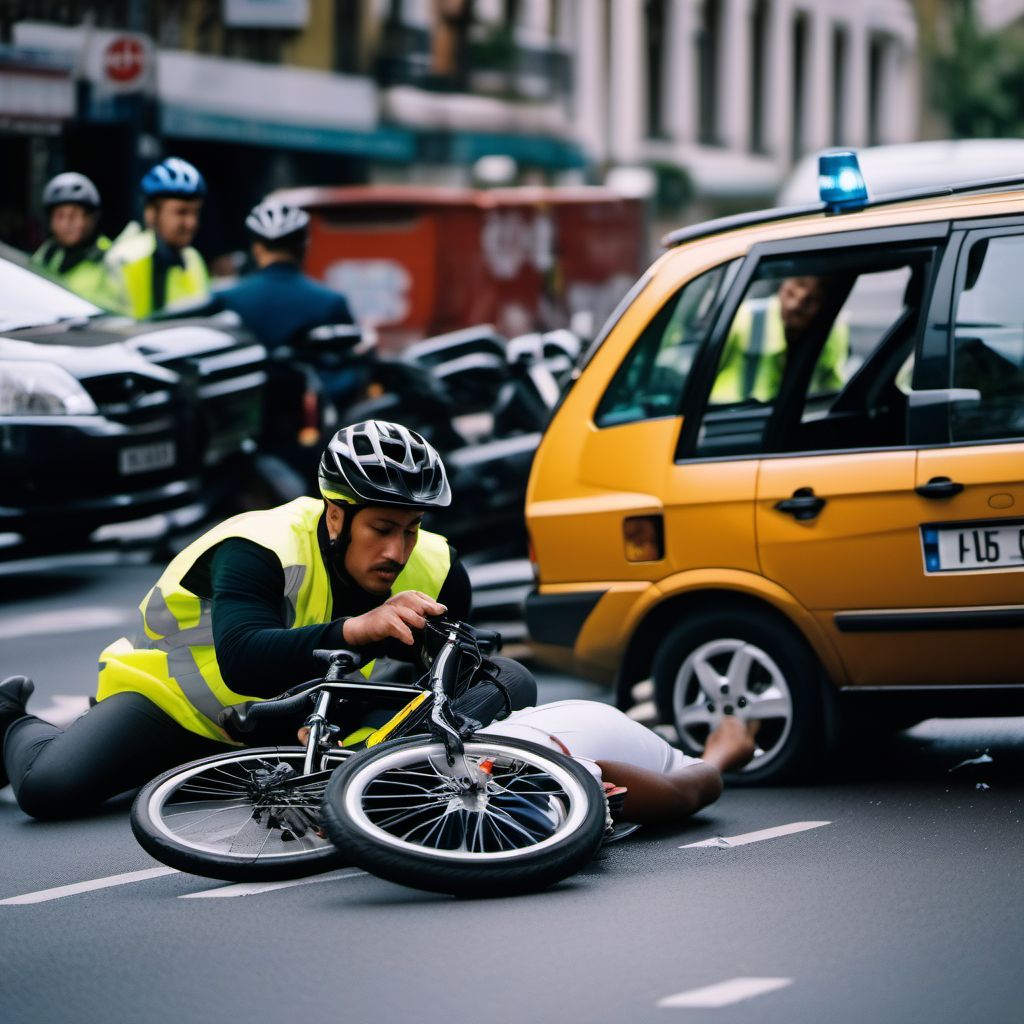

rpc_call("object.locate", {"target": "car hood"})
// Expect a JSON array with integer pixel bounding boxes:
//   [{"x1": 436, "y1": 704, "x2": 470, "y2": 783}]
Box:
[
  {"x1": 3, "y1": 314, "x2": 265, "y2": 376},
  {"x1": 0, "y1": 332, "x2": 176, "y2": 382}
]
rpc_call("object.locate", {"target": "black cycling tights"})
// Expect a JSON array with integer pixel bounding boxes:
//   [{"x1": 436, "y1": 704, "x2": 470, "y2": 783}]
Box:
[{"x1": 2, "y1": 655, "x2": 537, "y2": 821}]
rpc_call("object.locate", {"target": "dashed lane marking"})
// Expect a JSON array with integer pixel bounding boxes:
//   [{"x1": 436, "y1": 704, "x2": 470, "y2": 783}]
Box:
[
  {"x1": 0, "y1": 606, "x2": 131, "y2": 641},
  {"x1": 658, "y1": 977, "x2": 793, "y2": 1008},
  {"x1": 680, "y1": 820, "x2": 831, "y2": 848},
  {"x1": 1, "y1": 866, "x2": 180, "y2": 905},
  {"x1": 179, "y1": 869, "x2": 368, "y2": 899}
]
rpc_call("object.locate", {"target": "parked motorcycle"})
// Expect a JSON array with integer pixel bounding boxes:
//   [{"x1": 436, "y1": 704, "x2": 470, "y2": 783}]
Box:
[{"x1": 253, "y1": 319, "x2": 582, "y2": 556}]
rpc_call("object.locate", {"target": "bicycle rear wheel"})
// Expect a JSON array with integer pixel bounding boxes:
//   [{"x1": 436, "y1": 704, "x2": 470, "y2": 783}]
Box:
[
  {"x1": 131, "y1": 746, "x2": 351, "y2": 882},
  {"x1": 320, "y1": 734, "x2": 606, "y2": 897}
]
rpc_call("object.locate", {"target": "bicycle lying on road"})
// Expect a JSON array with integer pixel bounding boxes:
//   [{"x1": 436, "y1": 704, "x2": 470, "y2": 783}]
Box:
[{"x1": 132, "y1": 619, "x2": 609, "y2": 897}]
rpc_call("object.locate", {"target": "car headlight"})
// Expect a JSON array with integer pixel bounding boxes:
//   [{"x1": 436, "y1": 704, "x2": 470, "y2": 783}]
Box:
[{"x1": 0, "y1": 362, "x2": 98, "y2": 415}]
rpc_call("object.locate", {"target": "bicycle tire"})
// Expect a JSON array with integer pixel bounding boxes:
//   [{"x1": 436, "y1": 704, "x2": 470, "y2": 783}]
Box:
[
  {"x1": 320, "y1": 734, "x2": 606, "y2": 898},
  {"x1": 131, "y1": 746, "x2": 351, "y2": 882}
]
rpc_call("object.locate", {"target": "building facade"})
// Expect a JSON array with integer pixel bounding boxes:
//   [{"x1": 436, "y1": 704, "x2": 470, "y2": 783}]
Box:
[
  {"x1": 2, "y1": 0, "x2": 920, "y2": 254},
  {"x1": 567, "y1": 0, "x2": 918, "y2": 206}
]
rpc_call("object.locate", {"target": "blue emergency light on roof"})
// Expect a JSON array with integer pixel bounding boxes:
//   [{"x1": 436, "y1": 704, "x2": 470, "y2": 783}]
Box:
[{"x1": 819, "y1": 150, "x2": 868, "y2": 213}]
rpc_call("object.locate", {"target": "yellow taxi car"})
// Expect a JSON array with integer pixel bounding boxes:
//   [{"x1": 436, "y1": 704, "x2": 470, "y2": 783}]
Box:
[{"x1": 524, "y1": 152, "x2": 1024, "y2": 783}]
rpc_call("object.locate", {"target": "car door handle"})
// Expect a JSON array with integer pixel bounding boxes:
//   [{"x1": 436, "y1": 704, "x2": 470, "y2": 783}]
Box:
[
  {"x1": 774, "y1": 487, "x2": 827, "y2": 521},
  {"x1": 915, "y1": 476, "x2": 964, "y2": 499}
]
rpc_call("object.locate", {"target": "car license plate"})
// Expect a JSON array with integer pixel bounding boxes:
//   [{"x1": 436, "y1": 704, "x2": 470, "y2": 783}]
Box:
[
  {"x1": 922, "y1": 520, "x2": 1024, "y2": 573},
  {"x1": 118, "y1": 440, "x2": 176, "y2": 476}
]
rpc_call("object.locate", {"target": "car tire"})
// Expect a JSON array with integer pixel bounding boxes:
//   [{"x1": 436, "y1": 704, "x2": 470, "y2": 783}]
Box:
[{"x1": 652, "y1": 605, "x2": 827, "y2": 785}]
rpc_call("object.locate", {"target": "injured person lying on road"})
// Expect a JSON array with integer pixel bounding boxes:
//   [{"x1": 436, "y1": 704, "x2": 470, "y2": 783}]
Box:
[{"x1": 301, "y1": 700, "x2": 758, "y2": 825}]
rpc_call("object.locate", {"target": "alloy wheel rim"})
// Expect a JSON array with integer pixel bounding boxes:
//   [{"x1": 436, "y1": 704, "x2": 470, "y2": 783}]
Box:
[{"x1": 672, "y1": 638, "x2": 794, "y2": 772}]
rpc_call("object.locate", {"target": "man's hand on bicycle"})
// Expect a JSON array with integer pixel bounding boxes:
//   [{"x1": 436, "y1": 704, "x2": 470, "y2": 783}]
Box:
[{"x1": 342, "y1": 591, "x2": 447, "y2": 648}]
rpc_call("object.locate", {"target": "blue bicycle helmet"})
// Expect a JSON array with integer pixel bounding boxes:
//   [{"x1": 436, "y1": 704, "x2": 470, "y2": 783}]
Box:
[{"x1": 140, "y1": 157, "x2": 206, "y2": 200}]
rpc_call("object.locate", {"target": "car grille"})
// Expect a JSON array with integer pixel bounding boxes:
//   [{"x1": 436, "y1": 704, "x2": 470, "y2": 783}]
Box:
[{"x1": 79, "y1": 371, "x2": 180, "y2": 425}]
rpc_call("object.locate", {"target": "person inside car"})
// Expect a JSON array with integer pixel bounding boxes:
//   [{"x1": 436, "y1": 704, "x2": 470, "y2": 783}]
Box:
[
  {"x1": 30, "y1": 172, "x2": 115, "y2": 307},
  {"x1": 0, "y1": 420, "x2": 536, "y2": 819},
  {"x1": 711, "y1": 275, "x2": 848, "y2": 404},
  {"x1": 104, "y1": 156, "x2": 210, "y2": 318}
]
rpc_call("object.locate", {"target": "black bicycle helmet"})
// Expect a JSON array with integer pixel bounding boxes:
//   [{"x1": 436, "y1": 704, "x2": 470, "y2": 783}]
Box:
[{"x1": 318, "y1": 420, "x2": 451, "y2": 509}]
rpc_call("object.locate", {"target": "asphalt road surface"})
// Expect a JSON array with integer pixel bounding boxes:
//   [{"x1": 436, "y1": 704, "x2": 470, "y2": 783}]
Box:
[{"x1": 1, "y1": 562, "x2": 1021, "y2": 1024}]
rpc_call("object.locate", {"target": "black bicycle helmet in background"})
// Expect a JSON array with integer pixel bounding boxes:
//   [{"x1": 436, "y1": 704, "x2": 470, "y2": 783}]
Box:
[{"x1": 318, "y1": 420, "x2": 452, "y2": 510}]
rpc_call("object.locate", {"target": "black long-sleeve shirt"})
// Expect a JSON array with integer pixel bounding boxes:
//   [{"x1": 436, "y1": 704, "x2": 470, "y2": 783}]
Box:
[{"x1": 182, "y1": 518, "x2": 470, "y2": 698}]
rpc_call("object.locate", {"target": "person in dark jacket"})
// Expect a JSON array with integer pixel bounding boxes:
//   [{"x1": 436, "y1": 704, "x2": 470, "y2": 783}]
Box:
[{"x1": 201, "y1": 198, "x2": 356, "y2": 351}]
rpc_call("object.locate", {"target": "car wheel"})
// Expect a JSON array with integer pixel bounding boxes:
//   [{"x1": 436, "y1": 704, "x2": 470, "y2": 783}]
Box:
[{"x1": 652, "y1": 606, "x2": 826, "y2": 785}]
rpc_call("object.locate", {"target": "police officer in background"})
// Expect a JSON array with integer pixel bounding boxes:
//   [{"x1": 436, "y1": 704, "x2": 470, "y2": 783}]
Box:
[
  {"x1": 104, "y1": 156, "x2": 210, "y2": 318},
  {"x1": 30, "y1": 173, "x2": 114, "y2": 306},
  {"x1": 0, "y1": 421, "x2": 536, "y2": 819}
]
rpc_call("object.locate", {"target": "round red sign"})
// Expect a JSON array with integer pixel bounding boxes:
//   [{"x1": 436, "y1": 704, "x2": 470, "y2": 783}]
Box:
[{"x1": 104, "y1": 37, "x2": 145, "y2": 84}]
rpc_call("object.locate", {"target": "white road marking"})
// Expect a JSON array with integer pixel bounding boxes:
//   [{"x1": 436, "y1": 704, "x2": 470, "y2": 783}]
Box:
[
  {"x1": 658, "y1": 977, "x2": 793, "y2": 1008},
  {"x1": 0, "y1": 606, "x2": 131, "y2": 641},
  {"x1": 179, "y1": 869, "x2": 367, "y2": 899},
  {"x1": 1, "y1": 866, "x2": 180, "y2": 905},
  {"x1": 680, "y1": 820, "x2": 830, "y2": 848},
  {"x1": 30, "y1": 695, "x2": 92, "y2": 728}
]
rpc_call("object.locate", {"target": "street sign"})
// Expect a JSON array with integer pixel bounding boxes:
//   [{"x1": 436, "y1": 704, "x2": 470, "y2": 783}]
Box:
[{"x1": 104, "y1": 36, "x2": 145, "y2": 87}]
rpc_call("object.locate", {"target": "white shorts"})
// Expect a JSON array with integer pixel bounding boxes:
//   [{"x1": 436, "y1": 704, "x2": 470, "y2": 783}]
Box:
[{"x1": 476, "y1": 700, "x2": 702, "y2": 781}]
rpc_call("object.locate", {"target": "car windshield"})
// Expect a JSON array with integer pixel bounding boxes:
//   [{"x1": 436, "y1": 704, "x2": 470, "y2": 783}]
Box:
[{"x1": 0, "y1": 243, "x2": 104, "y2": 331}]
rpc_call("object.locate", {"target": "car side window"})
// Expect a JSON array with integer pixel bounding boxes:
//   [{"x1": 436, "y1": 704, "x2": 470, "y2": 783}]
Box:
[
  {"x1": 693, "y1": 248, "x2": 934, "y2": 458},
  {"x1": 594, "y1": 260, "x2": 739, "y2": 428},
  {"x1": 951, "y1": 235, "x2": 1024, "y2": 442}
]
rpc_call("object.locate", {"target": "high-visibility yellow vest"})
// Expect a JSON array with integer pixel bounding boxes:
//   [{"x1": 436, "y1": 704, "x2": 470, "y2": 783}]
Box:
[
  {"x1": 710, "y1": 296, "x2": 849, "y2": 404},
  {"x1": 31, "y1": 235, "x2": 117, "y2": 308},
  {"x1": 104, "y1": 225, "x2": 209, "y2": 319},
  {"x1": 96, "y1": 497, "x2": 452, "y2": 742}
]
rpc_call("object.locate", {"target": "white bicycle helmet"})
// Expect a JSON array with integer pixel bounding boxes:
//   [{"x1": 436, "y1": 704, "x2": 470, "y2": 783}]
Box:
[
  {"x1": 318, "y1": 421, "x2": 451, "y2": 509},
  {"x1": 42, "y1": 172, "x2": 101, "y2": 210},
  {"x1": 245, "y1": 199, "x2": 310, "y2": 241}
]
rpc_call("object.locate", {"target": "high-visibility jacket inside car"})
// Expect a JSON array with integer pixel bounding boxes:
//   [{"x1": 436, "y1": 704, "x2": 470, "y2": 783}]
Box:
[{"x1": 96, "y1": 497, "x2": 451, "y2": 741}]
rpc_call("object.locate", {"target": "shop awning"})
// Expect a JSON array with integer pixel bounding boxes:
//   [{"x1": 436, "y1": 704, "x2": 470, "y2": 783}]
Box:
[{"x1": 157, "y1": 50, "x2": 414, "y2": 161}]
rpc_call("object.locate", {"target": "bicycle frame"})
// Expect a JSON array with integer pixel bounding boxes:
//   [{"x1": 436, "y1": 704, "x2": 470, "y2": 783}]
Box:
[{"x1": 243, "y1": 619, "x2": 492, "y2": 778}]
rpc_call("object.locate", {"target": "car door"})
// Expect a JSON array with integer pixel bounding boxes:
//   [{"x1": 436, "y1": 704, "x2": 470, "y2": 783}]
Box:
[
  {"x1": 734, "y1": 225, "x2": 959, "y2": 686},
  {"x1": 912, "y1": 224, "x2": 1024, "y2": 683}
]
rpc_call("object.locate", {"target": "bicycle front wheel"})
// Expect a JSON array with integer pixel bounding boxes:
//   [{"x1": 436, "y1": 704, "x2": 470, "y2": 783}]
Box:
[
  {"x1": 132, "y1": 746, "x2": 351, "y2": 882},
  {"x1": 320, "y1": 734, "x2": 606, "y2": 897}
]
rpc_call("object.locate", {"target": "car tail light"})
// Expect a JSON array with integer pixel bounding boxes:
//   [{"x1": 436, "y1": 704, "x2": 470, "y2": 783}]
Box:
[
  {"x1": 297, "y1": 387, "x2": 321, "y2": 447},
  {"x1": 527, "y1": 531, "x2": 539, "y2": 582}
]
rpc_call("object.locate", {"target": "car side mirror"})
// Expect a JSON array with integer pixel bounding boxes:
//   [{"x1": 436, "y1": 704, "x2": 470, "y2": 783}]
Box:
[{"x1": 907, "y1": 388, "x2": 981, "y2": 444}]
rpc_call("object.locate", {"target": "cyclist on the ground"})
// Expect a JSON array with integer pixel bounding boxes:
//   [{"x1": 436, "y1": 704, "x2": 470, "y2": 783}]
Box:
[
  {"x1": 181, "y1": 198, "x2": 356, "y2": 351},
  {"x1": 104, "y1": 156, "x2": 210, "y2": 318},
  {"x1": 30, "y1": 173, "x2": 115, "y2": 307},
  {"x1": 711, "y1": 275, "x2": 848, "y2": 404},
  {"x1": 0, "y1": 420, "x2": 535, "y2": 820},
  {"x1": 479, "y1": 703, "x2": 758, "y2": 824}
]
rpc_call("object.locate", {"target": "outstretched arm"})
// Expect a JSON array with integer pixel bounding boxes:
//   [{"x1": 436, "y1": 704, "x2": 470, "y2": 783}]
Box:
[
  {"x1": 594, "y1": 760, "x2": 723, "y2": 825},
  {"x1": 595, "y1": 717, "x2": 757, "y2": 825}
]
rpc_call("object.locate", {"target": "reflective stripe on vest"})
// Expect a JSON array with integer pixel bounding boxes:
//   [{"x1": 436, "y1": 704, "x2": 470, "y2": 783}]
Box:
[{"x1": 96, "y1": 497, "x2": 451, "y2": 741}]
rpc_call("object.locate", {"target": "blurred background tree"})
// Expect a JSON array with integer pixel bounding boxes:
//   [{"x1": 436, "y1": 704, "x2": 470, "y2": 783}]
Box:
[{"x1": 932, "y1": 0, "x2": 1024, "y2": 138}]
